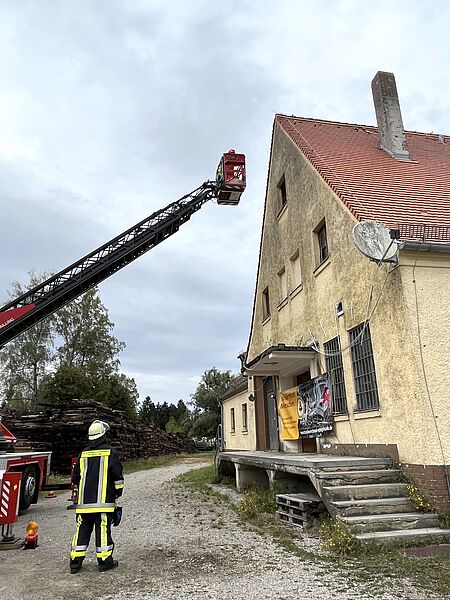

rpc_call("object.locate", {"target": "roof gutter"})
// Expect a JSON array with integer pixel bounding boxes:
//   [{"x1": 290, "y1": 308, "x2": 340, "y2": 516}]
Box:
[{"x1": 402, "y1": 242, "x2": 450, "y2": 253}]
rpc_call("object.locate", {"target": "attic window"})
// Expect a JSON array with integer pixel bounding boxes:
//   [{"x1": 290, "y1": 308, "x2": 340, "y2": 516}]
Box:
[
  {"x1": 314, "y1": 220, "x2": 329, "y2": 265},
  {"x1": 277, "y1": 176, "x2": 287, "y2": 212},
  {"x1": 262, "y1": 286, "x2": 271, "y2": 321}
]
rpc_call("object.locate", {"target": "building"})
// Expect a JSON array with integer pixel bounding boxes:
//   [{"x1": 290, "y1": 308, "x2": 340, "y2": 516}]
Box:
[
  {"x1": 222, "y1": 72, "x2": 450, "y2": 514},
  {"x1": 221, "y1": 374, "x2": 256, "y2": 452}
]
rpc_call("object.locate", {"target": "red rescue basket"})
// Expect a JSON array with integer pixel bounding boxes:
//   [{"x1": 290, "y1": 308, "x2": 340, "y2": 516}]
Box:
[{"x1": 216, "y1": 150, "x2": 246, "y2": 205}]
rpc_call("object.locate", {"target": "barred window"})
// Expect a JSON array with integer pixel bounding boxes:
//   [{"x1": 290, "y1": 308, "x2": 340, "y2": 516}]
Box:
[
  {"x1": 349, "y1": 323, "x2": 380, "y2": 411},
  {"x1": 324, "y1": 336, "x2": 348, "y2": 414}
]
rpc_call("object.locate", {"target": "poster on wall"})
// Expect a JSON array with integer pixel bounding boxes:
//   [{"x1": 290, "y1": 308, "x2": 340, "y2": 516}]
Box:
[
  {"x1": 277, "y1": 387, "x2": 300, "y2": 440},
  {"x1": 297, "y1": 375, "x2": 333, "y2": 438}
]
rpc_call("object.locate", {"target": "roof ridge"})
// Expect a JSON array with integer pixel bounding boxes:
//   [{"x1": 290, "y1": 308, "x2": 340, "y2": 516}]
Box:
[
  {"x1": 276, "y1": 114, "x2": 449, "y2": 139},
  {"x1": 276, "y1": 114, "x2": 377, "y2": 130}
]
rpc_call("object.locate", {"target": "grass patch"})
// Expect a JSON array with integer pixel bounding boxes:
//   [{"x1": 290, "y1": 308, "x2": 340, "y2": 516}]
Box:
[
  {"x1": 238, "y1": 487, "x2": 277, "y2": 520},
  {"x1": 319, "y1": 516, "x2": 357, "y2": 555},
  {"x1": 123, "y1": 452, "x2": 211, "y2": 474},
  {"x1": 176, "y1": 464, "x2": 216, "y2": 490},
  {"x1": 336, "y1": 544, "x2": 450, "y2": 598},
  {"x1": 174, "y1": 463, "x2": 450, "y2": 597},
  {"x1": 47, "y1": 472, "x2": 71, "y2": 485}
]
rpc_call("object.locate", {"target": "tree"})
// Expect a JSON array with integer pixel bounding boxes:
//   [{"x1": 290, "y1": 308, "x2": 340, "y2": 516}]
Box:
[
  {"x1": 0, "y1": 272, "x2": 54, "y2": 412},
  {"x1": 39, "y1": 365, "x2": 94, "y2": 406},
  {"x1": 139, "y1": 396, "x2": 157, "y2": 425},
  {"x1": 0, "y1": 274, "x2": 134, "y2": 415},
  {"x1": 189, "y1": 368, "x2": 234, "y2": 439},
  {"x1": 189, "y1": 411, "x2": 220, "y2": 439},
  {"x1": 138, "y1": 397, "x2": 192, "y2": 434},
  {"x1": 53, "y1": 288, "x2": 125, "y2": 379},
  {"x1": 165, "y1": 400, "x2": 192, "y2": 435},
  {"x1": 94, "y1": 374, "x2": 138, "y2": 419}
]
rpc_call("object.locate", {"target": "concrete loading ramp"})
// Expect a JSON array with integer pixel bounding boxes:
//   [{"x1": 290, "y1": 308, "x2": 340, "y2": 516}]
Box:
[{"x1": 217, "y1": 451, "x2": 450, "y2": 545}]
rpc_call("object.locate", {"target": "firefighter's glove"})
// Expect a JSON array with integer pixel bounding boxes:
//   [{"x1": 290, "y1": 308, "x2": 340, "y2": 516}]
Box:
[{"x1": 112, "y1": 506, "x2": 123, "y2": 527}]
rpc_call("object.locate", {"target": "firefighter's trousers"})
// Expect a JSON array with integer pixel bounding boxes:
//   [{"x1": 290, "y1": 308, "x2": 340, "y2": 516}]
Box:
[{"x1": 70, "y1": 512, "x2": 114, "y2": 565}]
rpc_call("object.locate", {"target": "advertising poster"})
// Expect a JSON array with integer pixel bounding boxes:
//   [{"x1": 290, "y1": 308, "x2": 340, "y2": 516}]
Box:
[
  {"x1": 297, "y1": 375, "x2": 333, "y2": 438},
  {"x1": 277, "y1": 387, "x2": 300, "y2": 440}
]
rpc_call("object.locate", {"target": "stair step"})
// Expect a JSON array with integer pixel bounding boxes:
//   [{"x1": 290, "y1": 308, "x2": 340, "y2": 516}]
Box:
[
  {"x1": 355, "y1": 527, "x2": 450, "y2": 545},
  {"x1": 318, "y1": 460, "x2": 392, "y2": 472},
  {"x1": 323, "y1": 482, "x2": 408, "y2": 501},
  {"x1": 332, "y1": 497, "x2": 416, "y2": 517},
  {"x1": 316, "y1": 469, "x2": 402, "y2": 485},
  {"x1": 342, "y1": 512, "x2": 439, "y2": 533}
]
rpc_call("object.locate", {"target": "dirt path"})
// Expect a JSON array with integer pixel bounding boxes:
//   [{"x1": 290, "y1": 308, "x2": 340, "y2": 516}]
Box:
[{"x1": 0, "y1": 459, "x2": 435, "y2": 600}]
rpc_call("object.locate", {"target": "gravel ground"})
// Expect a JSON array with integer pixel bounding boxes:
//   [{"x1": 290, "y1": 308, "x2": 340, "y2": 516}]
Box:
[{"x1": 0, "y1": 459, "x2": 440, "y2": 600}]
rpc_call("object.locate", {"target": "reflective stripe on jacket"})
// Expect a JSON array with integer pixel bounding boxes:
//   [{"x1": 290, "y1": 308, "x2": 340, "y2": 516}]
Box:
[{"x1": 73, "y1": 443, "x2": 124, "y2": 514}]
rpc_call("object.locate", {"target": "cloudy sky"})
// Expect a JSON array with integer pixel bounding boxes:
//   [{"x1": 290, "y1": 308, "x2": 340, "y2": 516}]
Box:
[{"x1": 1, "y1": 1, "x2": 449, "y2": 404}]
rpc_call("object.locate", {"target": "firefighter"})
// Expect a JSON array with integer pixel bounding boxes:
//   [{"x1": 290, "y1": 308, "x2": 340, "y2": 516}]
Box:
[{"x1": 70, "y1": 420, "x2": 124, "y2": 574}]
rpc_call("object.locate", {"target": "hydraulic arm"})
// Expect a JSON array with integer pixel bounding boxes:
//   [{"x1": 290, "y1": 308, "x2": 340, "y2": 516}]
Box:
[{"x1": 0, "y1": 150, "x2": 246, "y2": 349}]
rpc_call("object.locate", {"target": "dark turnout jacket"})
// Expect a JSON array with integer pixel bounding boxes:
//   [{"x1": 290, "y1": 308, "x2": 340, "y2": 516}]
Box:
[{"x1": 73, "y1": 439, "x2": 124, "y2": 514}]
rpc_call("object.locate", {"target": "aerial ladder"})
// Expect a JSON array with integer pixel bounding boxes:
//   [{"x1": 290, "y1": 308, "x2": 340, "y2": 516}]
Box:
[{"x1": 0, "y1": 150, "x2": 246, "y2": 349}]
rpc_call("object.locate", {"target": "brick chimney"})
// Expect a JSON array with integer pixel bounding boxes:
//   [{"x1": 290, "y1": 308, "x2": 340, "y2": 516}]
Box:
[{"x1": 371, "y1": 71, "x2": 410, "y2": 160}]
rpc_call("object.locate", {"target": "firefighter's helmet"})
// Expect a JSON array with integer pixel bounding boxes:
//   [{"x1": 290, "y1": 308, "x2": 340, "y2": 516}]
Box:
[{"x1": 88, "y1": 420, "x2": 110, "y2": 441}]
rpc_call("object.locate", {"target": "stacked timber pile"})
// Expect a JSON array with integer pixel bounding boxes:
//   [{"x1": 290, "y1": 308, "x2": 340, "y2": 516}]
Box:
[{"x1": 1, "y1": 399, "x2": 195, "y2": 474}]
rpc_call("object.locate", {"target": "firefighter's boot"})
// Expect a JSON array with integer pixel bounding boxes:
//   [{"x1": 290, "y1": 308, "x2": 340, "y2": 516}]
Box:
[
  {"x1": 70, "y1": 557, "x2": 84, "y2": 574},
  {"x1": 98, "y1": 558, "x2": 118, "y2": 572}
]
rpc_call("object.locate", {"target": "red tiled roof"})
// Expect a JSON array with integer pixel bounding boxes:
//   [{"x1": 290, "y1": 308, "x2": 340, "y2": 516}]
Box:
[{"x1": 277, "y1": 115, "x2": 450, "y2": 243}]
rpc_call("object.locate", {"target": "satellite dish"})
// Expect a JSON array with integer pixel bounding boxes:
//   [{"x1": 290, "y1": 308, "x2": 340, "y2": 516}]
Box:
[{"x1": 352, "y1": 221, "x2": 398, "y2": 264}]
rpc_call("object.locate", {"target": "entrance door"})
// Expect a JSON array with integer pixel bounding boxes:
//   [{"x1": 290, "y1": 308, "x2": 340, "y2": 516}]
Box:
[{"x1": 264, "y1": 376, "x2": 279, "y2": 451}]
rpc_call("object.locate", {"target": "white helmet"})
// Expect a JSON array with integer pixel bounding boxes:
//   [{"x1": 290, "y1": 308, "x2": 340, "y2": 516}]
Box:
[{"x1": 88, "y1": 420, "x2": 110, "y2": 441}]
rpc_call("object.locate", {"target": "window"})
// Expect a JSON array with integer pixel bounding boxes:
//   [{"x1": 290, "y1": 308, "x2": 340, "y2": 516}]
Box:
[
  {"x1": 262, "y1": 286, "x2": 270, "y2": 320},
  {"x1": 324, "y1": 336, "x2": 348, "y2": 414},
  {"x1": 230, "y1": 408, "x2": 236, "y2": 433},
  {"x1": 314, "y1": 220, "x2": 329, "y2": 265},
  {"x1": 277, "y1": 176, "x2": 287, "y2": 211},
  {"x1": 349, "y1": 323, "x2": 380, "y2": 411},
  {"x1": 289, "y1": 251, "x2": 302, "y2": 293},
  {"x1": 242, "y1": 403, "x2": 248, "y2": 432},
  {"x1": 277, "y1": 267, "x2": 287, "y2": 303}
]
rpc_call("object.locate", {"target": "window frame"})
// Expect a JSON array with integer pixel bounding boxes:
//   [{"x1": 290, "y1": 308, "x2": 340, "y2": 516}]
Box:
[
  {"x1": 230, "y1": 407, "x2": 236, "y2": 433},
  {"x1": 324, "y1": 336, "x2": 348, "y2": 415},
  {"x1": 262, "y1": 286, "x2": 271, "y2": 321},
  {"x1": 349, "y1": 322, "x2": 380, "y2": 412},
  {"x1": 317, "y1": 222, "x2": 329, "y2": 264},
  {"x1": 277, "y1": 175, "x2": 288, "y2": 212},
  {"x1": 242, "y1": 403, "x2": 248, "y2": 432}
]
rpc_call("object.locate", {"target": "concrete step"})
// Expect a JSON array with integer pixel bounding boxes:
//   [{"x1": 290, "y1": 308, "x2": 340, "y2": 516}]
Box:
[
  {"x1": 332, "y1": 497, "x2": 416, "y2": 517},
  {"x1": 355, "y1": 527, "x2": 450, "y2": 545},
  {"x1": 323, "y1": 482, "x2": 408, "y2": 501},
  {"x1": 316, "y1": 469, "x2": 402, "y2": 486},
  {"x1": 317, "y1": 460, "x2": 392, "y2": 472},
  {"x1": 342, "y1": 512, "x2": 440, "y2": 533}
]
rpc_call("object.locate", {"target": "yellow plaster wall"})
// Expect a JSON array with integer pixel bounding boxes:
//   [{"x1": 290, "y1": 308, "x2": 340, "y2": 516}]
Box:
[
  {"x1": 248, "y1": 122, "x2": 450, "y2": 466},
  {"x1": 222, "y1": 387, "x2": 256, "y2": 451}
]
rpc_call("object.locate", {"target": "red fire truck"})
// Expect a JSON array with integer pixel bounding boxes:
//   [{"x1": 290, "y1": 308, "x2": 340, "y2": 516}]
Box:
[
  {"x1": 0, "y1": 419, "x2": 51, "y2": 512},
  {"x1": 0, "y1": 150, "x2": 246, "y2": 515}
]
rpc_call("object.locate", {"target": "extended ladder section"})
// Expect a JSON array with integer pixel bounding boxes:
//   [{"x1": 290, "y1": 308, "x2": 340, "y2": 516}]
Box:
[{"x1": 0, "y1": 150, "x2": 246, "y2": 349}]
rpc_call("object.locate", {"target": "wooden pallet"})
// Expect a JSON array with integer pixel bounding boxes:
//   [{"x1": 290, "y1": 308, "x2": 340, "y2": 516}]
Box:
[{"x1": 276, "y1": 493, "x2": 325, "y2": 529}]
